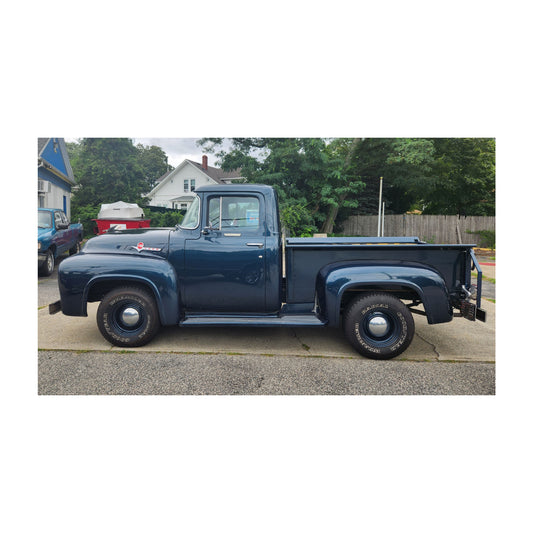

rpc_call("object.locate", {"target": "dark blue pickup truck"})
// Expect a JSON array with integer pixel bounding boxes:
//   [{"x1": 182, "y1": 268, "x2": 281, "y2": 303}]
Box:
[
  {"x1": 51, "y1": 184, "x2": 486, "y2": 359},
  {"x1": 38, "y1": 208, "x2": 83, "y2": 276}
]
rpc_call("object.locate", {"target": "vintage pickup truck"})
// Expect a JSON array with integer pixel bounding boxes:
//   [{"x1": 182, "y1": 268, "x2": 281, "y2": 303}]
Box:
[
  {"x1": 38, "y1": 208, "x2": 83, "y2": 276},
  {"x1": 51, "y1": 184, "x2": 486, "y2": 359}
]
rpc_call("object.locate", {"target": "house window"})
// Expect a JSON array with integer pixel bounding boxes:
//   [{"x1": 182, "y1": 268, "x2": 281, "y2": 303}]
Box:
[
  {"x1": 191, "y1": 179, "x2": 196, "y2": 192},
  {"x1": 184, "y1": 179, "x2": 189, "y2": 193}
]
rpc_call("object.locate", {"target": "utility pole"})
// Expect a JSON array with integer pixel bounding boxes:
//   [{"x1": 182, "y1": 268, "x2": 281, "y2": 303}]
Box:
[{"x1": 377, "y1": 176, "x2": 383, "y2": 237}]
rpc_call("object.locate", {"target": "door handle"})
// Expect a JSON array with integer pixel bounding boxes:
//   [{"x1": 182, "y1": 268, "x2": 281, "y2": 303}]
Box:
[{"x1": 246, "y1": 242, "x2": 264, "y2": 248}]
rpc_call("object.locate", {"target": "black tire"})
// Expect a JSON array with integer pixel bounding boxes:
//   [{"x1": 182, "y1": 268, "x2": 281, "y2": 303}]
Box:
[
  {"x1": 343, "y1": 292, "x2": 415, "y2": 360},
  {"x1": 69, "y1": 240, "x2": 81, "y2": 255},
  {"x1": 97, "y1": 286, "x2": 160, "y2": 347},
  {"x1": 39, "y1": 249, "x2": 55, "y2": 276}
]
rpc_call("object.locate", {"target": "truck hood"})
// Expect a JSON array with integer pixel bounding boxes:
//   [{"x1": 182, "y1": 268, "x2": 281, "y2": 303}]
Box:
[{"x1": 81, "y1": 228, "x2": 171, "y2": 258}]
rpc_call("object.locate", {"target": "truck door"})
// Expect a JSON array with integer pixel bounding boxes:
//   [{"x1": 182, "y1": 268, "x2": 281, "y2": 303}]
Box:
[
  {"x1": 54, "y1": 210, "x2": 69, "y2": 254},
  {"x1": 184, "y1": 193, "x2": 266, "y2": 313}
]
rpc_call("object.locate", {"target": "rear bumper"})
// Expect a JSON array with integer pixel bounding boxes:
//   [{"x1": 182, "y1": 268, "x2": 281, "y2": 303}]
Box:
[{"x1": 476, "y1": 307, "x2": 487, "y2": 322}]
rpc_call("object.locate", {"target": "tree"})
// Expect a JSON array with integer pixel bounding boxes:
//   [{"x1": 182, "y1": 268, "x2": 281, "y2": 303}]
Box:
[
  {"x1": 198, "y1": 137, "x2": 365, "y2": 235},
  {"x1": 423, "y1": 138, "x2": 495, "y2": 215},
  {"x1": 348, "y1": 138, "x2": 495, "y2": 216},
  {"x1": 136, "y1": 143, "x2": 173, "y2": 190},
  {"x1": 320, "y1": 138, "x2": 364, "y2": 234},
  {"x1": 70, "y1": 138, "x2": 147, "y2": 207}
]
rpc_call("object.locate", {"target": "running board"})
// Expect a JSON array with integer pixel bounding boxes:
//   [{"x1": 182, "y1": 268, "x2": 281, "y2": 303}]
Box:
[{"x1": 180, "y1": 314, "x2": 327, "y2": 327}]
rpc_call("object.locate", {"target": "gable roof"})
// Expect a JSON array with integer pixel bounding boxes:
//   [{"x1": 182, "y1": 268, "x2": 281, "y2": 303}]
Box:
[
  {"x1": 149, "y1": 158, "x2": 243, "y2": 197},
  {"x1": 186, "y1": 159, "x2": 242, "y2": 184},
  {"x1": 38, "y1": 138, "x2": 76, "y2": 185}
]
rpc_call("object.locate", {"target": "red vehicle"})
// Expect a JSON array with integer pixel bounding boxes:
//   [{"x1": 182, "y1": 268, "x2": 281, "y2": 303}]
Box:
[{"x1": 93, "y1": 201, "x2": 150, "y2": 235}]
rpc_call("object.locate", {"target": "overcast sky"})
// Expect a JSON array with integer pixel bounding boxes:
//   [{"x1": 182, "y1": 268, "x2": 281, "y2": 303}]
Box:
[
  {"x1": 66, "y1": 138, "x2": 231, "y2": 169},
  {"x1": 133, "y1": 138, "x2": 230, "y2": 168}
]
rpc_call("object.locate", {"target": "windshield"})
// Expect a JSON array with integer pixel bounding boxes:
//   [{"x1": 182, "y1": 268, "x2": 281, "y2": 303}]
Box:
[
  {"x1": 179, "y1": 195, "x2": 200, "y2": 229},
  {"x1": 38, "y1": 211, "x2": 52, "y2": 229}
]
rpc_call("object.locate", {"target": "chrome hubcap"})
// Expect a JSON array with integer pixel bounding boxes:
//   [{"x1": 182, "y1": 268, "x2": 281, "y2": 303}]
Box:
[
  {"x1": 367, "y1": 315, "x2": 389, "y2": 337},
  {"x1": 121, "y1": 307, "x2": 140, "y2": 327}
]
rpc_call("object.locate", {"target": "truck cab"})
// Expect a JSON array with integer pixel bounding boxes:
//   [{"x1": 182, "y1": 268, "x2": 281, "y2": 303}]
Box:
[{"x1": 170, "y1": 184, "x2": 282, "y2": 314}]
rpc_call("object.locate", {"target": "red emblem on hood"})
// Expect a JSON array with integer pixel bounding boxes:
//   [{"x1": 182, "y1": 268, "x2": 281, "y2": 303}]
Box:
[{"x1": 133, "y1": 242, "x2": 161, "y2": 252}]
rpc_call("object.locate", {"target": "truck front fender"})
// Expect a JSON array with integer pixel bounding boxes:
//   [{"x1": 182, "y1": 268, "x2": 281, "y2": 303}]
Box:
[
  {"x1": 317, "y1": 261, "x2": 452, "y2": 328},
  {"x1": 58, "y1": 253, "x2": 180, "y2": 326}
]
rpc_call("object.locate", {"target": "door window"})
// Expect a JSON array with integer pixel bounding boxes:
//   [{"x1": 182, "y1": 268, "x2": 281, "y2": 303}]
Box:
[{"x1": 207, "y1": 196, "x2": 260, "y2": 233}]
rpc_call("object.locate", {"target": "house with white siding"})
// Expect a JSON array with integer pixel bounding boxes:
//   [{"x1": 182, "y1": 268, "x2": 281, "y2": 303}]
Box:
[
  {"x1": 146, "y1": 155, "x2": 244, "y2": 209},
  {"x1": 37, "y1": 138, "x2": 76, "y2": 218}
]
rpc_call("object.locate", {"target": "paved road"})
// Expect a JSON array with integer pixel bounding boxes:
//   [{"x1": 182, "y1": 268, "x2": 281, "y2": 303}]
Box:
[{"x1": 38, "y1": 350, "x2": 495, "y2": 395}]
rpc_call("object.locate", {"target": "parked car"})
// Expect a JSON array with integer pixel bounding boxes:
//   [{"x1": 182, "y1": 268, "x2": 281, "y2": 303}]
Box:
[
  {"x1": 38, "y1": 208, "x2": 83, "y2": 276},
  {"x1": 51, "y1": 185, "x2": 485, "y2": 359}
]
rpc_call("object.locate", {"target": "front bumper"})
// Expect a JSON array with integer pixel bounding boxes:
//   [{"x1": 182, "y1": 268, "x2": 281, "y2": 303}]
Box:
[
  {"x1": 49, "y1": 300, "x2": 62, "y2": 314},
  {"x1": 38, "y1": 252, "x2": 47, "y2": 267}
]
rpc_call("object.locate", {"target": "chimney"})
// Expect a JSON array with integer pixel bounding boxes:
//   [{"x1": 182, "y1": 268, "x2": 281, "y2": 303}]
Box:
[{"x1": 202, "y1": 155, "x2": 208, "y2": 170}]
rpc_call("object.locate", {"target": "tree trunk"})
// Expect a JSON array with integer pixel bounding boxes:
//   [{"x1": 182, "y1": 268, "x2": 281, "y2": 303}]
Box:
[
  {"x1": 321, "y1": 138, "x2": 361, "y2": 234},
  {"x1": 321, "y1": 195, "x2": 346, "y2": 234}
]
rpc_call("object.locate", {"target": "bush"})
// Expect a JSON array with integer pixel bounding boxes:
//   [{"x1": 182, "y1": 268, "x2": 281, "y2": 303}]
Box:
[
  {"x1": 143, "y1": 208, "x2": 184, "y2": 228},
  {"x1": 467, "y1": 229, "x2": 495, "y2": 249},
  {"x1": 280, "y1": 201, "x2": 318, "y2": 237},
  {"x1": 71, "y1": 203, "x2": 100, "y2": 236}
]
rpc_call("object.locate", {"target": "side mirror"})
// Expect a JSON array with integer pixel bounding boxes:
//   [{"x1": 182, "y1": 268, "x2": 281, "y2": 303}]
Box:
[{"x1": 201, "y1": 222, "x2": 215, "y2": 235}]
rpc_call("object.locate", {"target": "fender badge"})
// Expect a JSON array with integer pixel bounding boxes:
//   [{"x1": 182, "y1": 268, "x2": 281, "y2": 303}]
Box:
[{"x1": 133, "y1": 242, "x2": 162, "y2": 252}]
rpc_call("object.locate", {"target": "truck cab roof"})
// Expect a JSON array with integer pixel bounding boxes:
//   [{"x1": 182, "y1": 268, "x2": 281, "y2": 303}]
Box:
[{"x1": 195, "y1": 184, "x2": 275, "y2": 195}]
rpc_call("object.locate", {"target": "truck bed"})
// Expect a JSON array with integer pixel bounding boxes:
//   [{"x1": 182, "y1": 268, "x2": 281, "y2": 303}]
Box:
[{"x1": 285, "y1": 237, "x2": 475, "y2": 305}]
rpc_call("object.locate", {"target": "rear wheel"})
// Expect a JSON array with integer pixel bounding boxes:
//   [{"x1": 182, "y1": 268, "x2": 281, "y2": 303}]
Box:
[
  {"x1": 97, "y1": 286, "x2": 160, "y2": 347},
  {"x1": 69, "y1": 240, "x2": 81, "y2": 255},
  {"x1": 343, "y1": 292, "x2": 415, "y2": 359}
]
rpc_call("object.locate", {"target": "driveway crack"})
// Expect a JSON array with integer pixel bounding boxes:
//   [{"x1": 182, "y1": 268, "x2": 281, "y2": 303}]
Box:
[
  {"x1": 290, "y1": 328, "x2": 311, "y2": 352},
  {"x1": 415, "y1": 332, "x2": 440, "y2": 360}
]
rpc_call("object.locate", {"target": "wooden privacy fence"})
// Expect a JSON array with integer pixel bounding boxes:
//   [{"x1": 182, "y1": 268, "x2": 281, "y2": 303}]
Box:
[{"x1": 341, "y1": 214, "x2": 495, "y2": 245}]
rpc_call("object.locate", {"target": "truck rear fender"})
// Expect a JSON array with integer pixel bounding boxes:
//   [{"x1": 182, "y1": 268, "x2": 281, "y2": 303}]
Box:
[
  {"x1": 59, "y1": 253, "x2": 180, "y2": 326},
  {"x1": 317, "y1": 262, "x2": 452, "y2": 327}
]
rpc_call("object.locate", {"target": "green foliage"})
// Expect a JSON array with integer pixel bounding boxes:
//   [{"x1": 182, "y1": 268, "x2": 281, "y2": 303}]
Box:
[
  {"x1": 279, "y1": 199, "x2": 318, "y2": 237},
  {"x1": 348, "y1": 138, "x2": 495, "y2": 216},
  {"x1": 467, "y1": 229, "x2": 496, "y2": 249},
  {"x1": 136, "y1": 143, "x2": 173, "y2": 190},
  {"x1": 70, "y1": 203, "x2": 100, "y2": 237},
  {"x1": 423, "y1": 138, "x2": 495, "y2": 216},
  {"x1": 67, "y1": 138, "x2": 172, "y2": 208},
  {"x1": 197, "y1": 137, "x2": 366, "y2": 234},
  {"x1": 143, "y1": 208, "x2": 184, "y2": 228},
  {"x1": 69, "y1": 138, "x2": 147, "y2": 206}
]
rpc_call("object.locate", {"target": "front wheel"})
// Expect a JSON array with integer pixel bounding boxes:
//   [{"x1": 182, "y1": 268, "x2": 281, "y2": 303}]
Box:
[
  {"x1": 97, "y1": 286, "x2": 160, "y2": 347},
  {"x1": 343, "y1": 292, "x2": 415, "y2": 359},
  {"x1": 39, "y1": 249, "x2": 55, "y2": 276}
]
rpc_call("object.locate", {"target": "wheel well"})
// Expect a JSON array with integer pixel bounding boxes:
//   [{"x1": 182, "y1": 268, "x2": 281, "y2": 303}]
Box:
[
  {"x1": 87, "y1": 279, "x2": 157, "y2": 303},
  {"x1": 339, "y1": 285, "x2": 423, "y2": 314}
]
